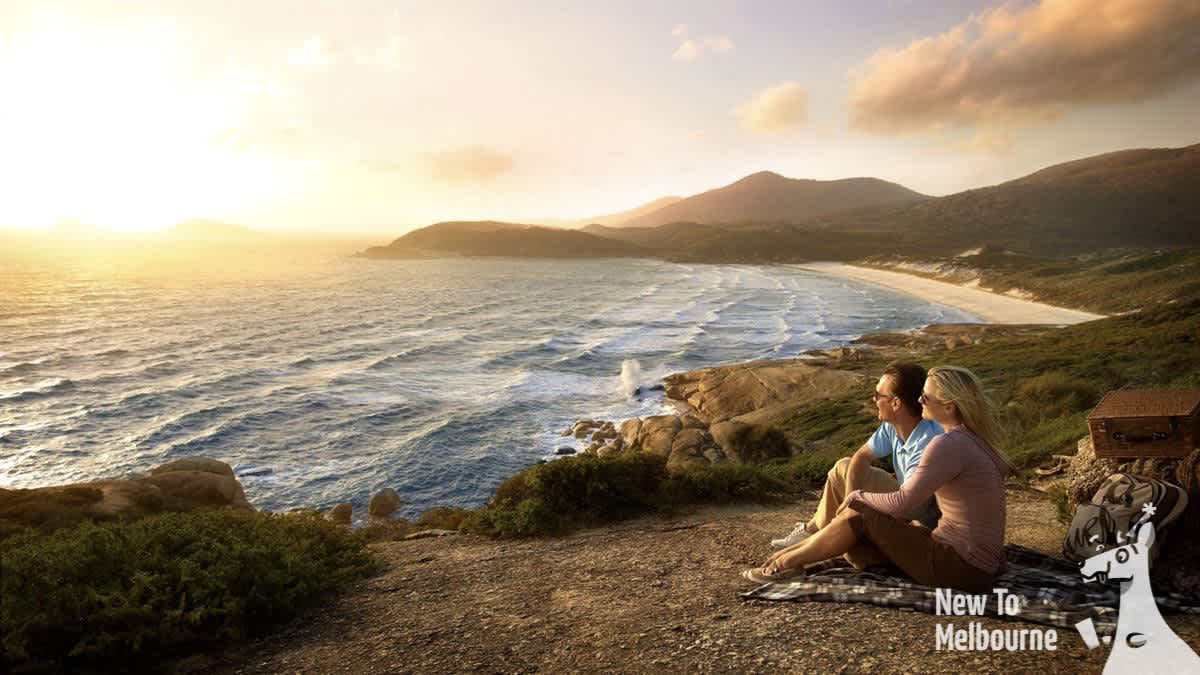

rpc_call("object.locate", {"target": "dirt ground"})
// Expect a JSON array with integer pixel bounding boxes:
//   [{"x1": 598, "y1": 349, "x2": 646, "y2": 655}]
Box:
[{"x1": 206, "y1": 489, "x2": 1200, "y2": 674}]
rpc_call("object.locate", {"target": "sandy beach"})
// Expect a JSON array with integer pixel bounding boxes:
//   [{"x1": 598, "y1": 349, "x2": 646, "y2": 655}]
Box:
[{"x1": 800, "y1": 263, "x2": 1106, "y2": 325}]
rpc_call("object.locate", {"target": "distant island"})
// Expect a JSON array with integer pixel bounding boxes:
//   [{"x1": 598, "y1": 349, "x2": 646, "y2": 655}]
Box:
[{"x1": 356, "y1": 221, "x2": 650, "y2": 259}]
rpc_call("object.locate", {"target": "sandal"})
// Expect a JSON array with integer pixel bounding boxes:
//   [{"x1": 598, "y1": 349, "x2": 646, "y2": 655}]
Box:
[{"x1": 741, "y1": 563, "x2": 805, "y2": 584}]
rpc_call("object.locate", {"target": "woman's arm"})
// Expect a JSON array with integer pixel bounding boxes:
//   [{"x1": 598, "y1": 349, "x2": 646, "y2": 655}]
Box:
[{"x1": 848, "y1": 435, "x2": 961, "y2": 518}]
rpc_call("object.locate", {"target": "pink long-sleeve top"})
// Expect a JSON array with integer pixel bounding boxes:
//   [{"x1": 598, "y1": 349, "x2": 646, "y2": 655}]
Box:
[{"x1": 850, "y1": 426, "x2": 1007, "y2": 574}]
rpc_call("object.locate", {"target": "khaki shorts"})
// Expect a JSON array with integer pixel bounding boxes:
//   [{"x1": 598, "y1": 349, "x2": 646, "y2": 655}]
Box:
[{"x1": 846, "y1": 502, "x2": 996, "y2": 592}]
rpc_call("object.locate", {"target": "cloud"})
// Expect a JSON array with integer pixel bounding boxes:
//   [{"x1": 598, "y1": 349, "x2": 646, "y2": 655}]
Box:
[
  {"x1": 420, "y1": 145, "x2": 513, "y2": 183},
  {"x1": 849, "y1": 0, "x2": 1200, "y2": 134},
  {"x1": 672, "y1": 39, "x2": 700, "y2": 63},
  {"x1": 289, "y1": 34, "x2": 414, "y2": 71},
  {"x1": 735, "y1": 82, "x2": 808, "y2": 134},
  {"x1": 289, "y1": 36, "x2": 341, "y2": 67},
  {"x1": 670, "y1": 24, "x2": 734, "y2": 63},
  {"x1": 707, "y1": 36, "x2": 735, "y2": 53}
]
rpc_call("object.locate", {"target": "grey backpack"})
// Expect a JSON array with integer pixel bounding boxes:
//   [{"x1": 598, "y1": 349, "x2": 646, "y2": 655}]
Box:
[{"x1": 1062, "y1": 473, "x2": 1188, "y2": 564}]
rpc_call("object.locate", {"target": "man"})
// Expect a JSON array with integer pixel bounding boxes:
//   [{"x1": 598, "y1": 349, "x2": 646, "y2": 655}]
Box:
[{"x1": 771, "y1": 361, "x2": 942, "y2": 566}]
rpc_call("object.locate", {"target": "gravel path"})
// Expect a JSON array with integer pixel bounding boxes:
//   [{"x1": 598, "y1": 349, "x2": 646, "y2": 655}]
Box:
[{"x1": 207, "y1": 489, "x2": 1200, "y2": 674}]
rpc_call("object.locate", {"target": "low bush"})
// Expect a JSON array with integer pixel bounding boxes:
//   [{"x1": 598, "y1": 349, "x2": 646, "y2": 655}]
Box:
[
  {"x1": 463, "y1": 452, "x2": 669, "y2": 536},
  {"x1": 663, "y1": 463, "x2": 789, "y2": 503},
  {"x1": 1016, "y1": 373, "x2": 1100, "y2": 418},
  {"x1": 1046, "y1": 484, "x2": 1074, "y2": 525},
  {"x1": 462, "y1": 450, "x2": 829, "y2": 537},
  {"x1": 0, "y1": 509, "x2": 374, "y2": 673}
]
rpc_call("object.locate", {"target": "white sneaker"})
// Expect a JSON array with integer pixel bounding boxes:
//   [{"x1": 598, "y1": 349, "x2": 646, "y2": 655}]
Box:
[{"x1": 771, "y1": 522, "x2": 813, "y2": 549}]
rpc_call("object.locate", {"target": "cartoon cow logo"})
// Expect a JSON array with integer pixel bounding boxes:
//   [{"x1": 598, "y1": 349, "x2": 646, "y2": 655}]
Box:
[{"x1": 1078, "y1": 506, "x2": 1200, "y2": 674}]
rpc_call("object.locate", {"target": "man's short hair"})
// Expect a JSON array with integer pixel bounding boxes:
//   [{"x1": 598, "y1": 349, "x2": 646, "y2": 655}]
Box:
[{"x1": 882, "y1": 361, "x2": 927, "y2": 417}]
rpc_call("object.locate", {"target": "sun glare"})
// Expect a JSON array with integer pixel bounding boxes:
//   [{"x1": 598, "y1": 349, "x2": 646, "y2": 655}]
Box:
[{"x1": 0, "y1": 14, "x2": 295, "y2": 233}]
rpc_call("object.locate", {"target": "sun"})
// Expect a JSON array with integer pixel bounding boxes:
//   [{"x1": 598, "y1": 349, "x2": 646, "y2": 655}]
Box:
[{"x1": 0, "y1": 13, "x2": 297, "y2": 233}]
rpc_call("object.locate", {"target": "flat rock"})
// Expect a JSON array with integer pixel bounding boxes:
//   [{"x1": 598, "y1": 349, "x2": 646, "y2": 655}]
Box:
[{"x1": 403, "y1": 529, "x2": 458, "y2": 540}]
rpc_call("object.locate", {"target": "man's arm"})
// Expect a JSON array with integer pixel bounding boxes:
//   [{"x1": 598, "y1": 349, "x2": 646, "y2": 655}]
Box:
[{"x1": 844, "y1": 442, "x2": 878, "y2": 495}]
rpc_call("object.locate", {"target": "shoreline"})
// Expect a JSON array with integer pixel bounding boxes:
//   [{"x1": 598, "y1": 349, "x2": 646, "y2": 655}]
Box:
[{"x1": 799, "y1": 262, "x2": 1106, "y2": 325}]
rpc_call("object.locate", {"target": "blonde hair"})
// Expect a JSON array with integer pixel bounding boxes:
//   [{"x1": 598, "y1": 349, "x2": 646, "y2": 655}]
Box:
[{"x1": 927, "y1": 366, "x2": 1014, "y2": 475}]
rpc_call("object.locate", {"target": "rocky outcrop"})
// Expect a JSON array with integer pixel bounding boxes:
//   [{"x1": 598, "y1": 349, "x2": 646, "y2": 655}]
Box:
[
  {"x1": 663, "y1": 360, "x2": 866, "y2": 423},
  {"x1": 562, "y1": 360, "x2": 866, "y2": 470},
  {"x1": 0, "y1": 457, "x2": 254, "y2": 532}
]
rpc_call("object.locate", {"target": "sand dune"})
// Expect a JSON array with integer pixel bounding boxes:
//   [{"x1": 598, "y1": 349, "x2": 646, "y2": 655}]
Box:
[{"x1": 800, "y1": 263, "x2": 1106, "y2": 324}]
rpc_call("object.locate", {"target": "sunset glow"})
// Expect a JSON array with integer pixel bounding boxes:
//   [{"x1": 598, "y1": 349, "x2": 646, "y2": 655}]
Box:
[{"x1": 1, "y1": 0, "x2": 1198, "y2": 234}]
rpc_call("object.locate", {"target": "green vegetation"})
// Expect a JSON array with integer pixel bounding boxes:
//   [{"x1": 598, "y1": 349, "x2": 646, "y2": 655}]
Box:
[
  {"x1": 842, "y1": 298, "x2": 1200, "y2": 469},
  {"x1": 864, "y1": 247, "x2": 1200, "y2": 314},
  {"x1": 458, "y1": 452, "x2": 811, "y2": 537},
  {"x1": 1, "y1": 509, "x2": 374, "y2": 673},
  {"x1": 1046, "y1": 484, "x2": 1074, "y2": 525}
]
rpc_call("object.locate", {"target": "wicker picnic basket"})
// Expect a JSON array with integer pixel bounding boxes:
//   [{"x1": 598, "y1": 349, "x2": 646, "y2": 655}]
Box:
[{"x1": 1087, "y1": 389, "x2": 1200, "y2": 459}]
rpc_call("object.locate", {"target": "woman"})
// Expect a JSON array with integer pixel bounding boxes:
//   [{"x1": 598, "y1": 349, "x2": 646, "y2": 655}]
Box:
[{"x1": 744, "y1": 366, "x2": 1013, "y2": 592}]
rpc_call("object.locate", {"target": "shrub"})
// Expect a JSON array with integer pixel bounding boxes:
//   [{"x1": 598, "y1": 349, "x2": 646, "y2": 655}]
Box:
[
  {"x1": 464, "y1": 452, "x2": 669, "y2": 537},
  {"x1": 0, "y1": 509, "x2": 374, "y2": 672},
  {"x1": 1016, "y1": 373, "x2": 1100, "y2": 418},
  {"x1": 663, "y1": 463, "x2": 789, "y2": 503},
  {"x1": 1046, "y1": 484, "x2": 1073, "y2": 525},
  {"x1": 417, "y1": 507, "x2": 471, "y2": 530}
]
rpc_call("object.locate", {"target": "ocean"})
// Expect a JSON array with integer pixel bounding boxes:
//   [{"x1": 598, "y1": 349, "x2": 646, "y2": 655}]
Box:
[{"x1": 0, "y1": 241, "x2": 978, "y2": 519}]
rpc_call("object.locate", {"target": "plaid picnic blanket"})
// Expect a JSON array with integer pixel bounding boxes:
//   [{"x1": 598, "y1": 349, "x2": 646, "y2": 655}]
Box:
[{"x1": 741, "y1": 545, "x2": 1200, "y2": 633}]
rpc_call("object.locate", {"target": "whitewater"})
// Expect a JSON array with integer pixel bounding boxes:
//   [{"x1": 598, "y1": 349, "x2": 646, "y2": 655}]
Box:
[{"x1": 0, "y1": 245, "x2": 978, "y2": 518}]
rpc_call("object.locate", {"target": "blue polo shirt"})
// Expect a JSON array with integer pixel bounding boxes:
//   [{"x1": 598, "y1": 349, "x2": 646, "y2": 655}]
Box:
[{"x1": 868, "y1": 418, "x2": 943, "y2": 527}]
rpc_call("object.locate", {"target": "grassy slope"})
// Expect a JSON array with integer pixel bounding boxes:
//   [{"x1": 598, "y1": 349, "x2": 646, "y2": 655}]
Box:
[{"x1": 861, "y1": 247, "x2": 1200, "y2": 314}]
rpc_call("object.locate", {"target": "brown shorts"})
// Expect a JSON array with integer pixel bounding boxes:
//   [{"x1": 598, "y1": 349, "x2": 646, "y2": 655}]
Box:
[{"x1": 846, "y1": 502, "x2": 996, "y2": 592}]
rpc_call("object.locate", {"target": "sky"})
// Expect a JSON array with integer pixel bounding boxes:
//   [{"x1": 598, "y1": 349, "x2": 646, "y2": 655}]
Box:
[{"x1": 1, "y1": 0, "x2": 1199, "y2": 234}]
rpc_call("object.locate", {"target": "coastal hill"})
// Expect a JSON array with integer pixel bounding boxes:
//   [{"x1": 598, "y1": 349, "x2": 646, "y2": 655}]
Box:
[
  {"x1": 815, "y1": 143, "x2": 1200, "y2": 255},
  {"x1": 617, "y1": 172, "x2": 927, "y2": 227},
  {"x1": 357, "y1": 220, "x2": 650, "y2": 259},
  {"x1": 566, "y1": 195, "x2": 684, "y2": 228}
]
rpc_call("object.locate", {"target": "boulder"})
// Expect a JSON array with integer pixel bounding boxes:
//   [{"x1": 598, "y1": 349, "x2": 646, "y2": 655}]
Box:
[
  {"x1": 667, "y1": 444, "x2": 707, "y2": 472},
  {"x1": 671, "y1": 428, "x2": 708, "y2": 456},
  {"x1": 619, "y1": 419, "x2": 643, "y2": 449},
  {"x1": 139, "y1": 470, "x2": 253, "y2": 511},
  {"x1": 591, "y1": 427, "x2": 618, "y2": 443},
  {"x1": 327, "y1": 502, "x2": 353, "y2": 525},
  {"x1": 368, "y1": 488, "x2": 404, "y2": 518},
  {"x1": 596, "y1": 442, "x2": 624, "y2": 458},
  {"x1": 87, "y1": 480, "x2": 165, "y2": 515},
  {"x1": 680, "y1": 415, "x2": 707, "y2": 430},
  {"x1": 149, "y1": 457, "x2": 236, "y2": 478},
  {"x1": 635, "y1": 416, "x2": 683, "y2": 456},
  {"x1": 641, "y1": 430, "x2": 677, "y2": 457}
]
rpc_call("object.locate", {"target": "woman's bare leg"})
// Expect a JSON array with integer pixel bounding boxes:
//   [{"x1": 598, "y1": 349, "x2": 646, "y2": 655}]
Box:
[{"x1": 761, "y1": 508, "x2": 859, "y2": 572}]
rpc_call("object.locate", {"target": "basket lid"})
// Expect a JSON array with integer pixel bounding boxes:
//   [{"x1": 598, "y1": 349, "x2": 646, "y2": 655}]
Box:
[{"x1": 1088, "y1": 389, "x2": 1200, "y2": 419}]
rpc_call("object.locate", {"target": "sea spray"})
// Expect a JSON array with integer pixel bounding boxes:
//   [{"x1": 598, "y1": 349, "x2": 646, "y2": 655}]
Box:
[{"x1": 619, "y1": 359, "x2": 642, "y2": 398}]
